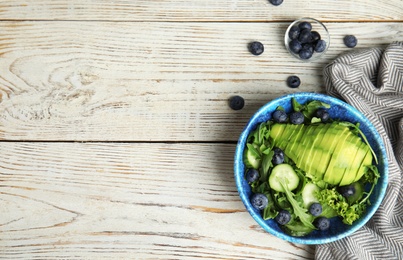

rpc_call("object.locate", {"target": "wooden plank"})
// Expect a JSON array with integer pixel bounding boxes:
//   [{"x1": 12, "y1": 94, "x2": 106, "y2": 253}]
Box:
[
  {"x1": 0, "y1": 142, "x2": 315, "y2": 259},
  {"x1": 0, "y1": 0, "x2": 402, "y2": 21},
  {"x1": 0, "y1": 21, "x2": 402, "y2": 141}
]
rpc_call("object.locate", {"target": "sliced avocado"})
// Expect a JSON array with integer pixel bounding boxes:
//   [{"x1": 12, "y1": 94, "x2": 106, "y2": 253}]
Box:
[
  {"x1": 286, "y1": 124, "x2": 304, "y2": 143},
  {"x1": 300, "y1": 124, "x2": 329, "y2": 174},
  {"x1": 279, "y1": 124, "x2": 295, "y2": 141},
  {"x1": 335, "y1": 135, "x2": 362, "y2": 168},
  {"x1": 323, "y1": 131, "x2": 354, "y2": 185},
  {"x1": 275, "y1": 138, "x2": 287, "y2": 151},
  {"x1": 330, "y1": 136, "x2": 362, "y2": 186},
  {"x1": 270, "y1": 123, "x2": 286, "y2": 142},
  {"x1": 339, "y1": 141, "x2": 369, "y2": 186},
  {"x1": 353, "y1": 148, "x2": 373, "y2": 182},
  {"x1": 295, "y1": 126, "x2": 316, "y2": 169},
  {"x1": 284, "y1": 125, "x2": 305, "y2": 158},
  {"x1": 306, "y1": 124, "x2": 332, "y2": 179},
  {"x1": 306, "y1": 124, "x2": 331, "y2": 169},
  {"x1": 314, "y1": 125, "x2": 350, "y2": 181},
  {"x1": 317, "y1": 123, "x2": 349, "y2": 154}
]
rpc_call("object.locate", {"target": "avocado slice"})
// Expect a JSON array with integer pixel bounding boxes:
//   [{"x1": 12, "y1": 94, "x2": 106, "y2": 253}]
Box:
[
  {"x1": 296, "y1": 126, "x2": 316, "y2": 170},
  {"x1": 353, "y1": 149, "x2": 373, "y2": 182},
  {"x1": 306, "y1": 124, "x2": 332, "y2": 179},
  {"x1": 303, "y1": 124, "x2": 331, "y2": 174},
  {"x1": 331, "y1": 136, "x2": 362, "y2": 186},
  {"x1": 339, "y1": 141, "x2": 369, "y2": 186},
  {"x1": 270, "y1": 123, "x2": 286, "y2": 141},
  {"x1": 284, "y1": 124, "x2": 305, "y2": 159},
  {"x1": 314, "y1": 125, "x2": 349, "y2": 181},
  {"x1": 323, "y1": 131, "x2": 354, "y2": 185}
]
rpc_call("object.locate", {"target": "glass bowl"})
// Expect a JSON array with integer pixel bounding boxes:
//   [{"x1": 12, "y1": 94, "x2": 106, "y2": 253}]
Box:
[{"x1": 285, "y1": 18, "x2": 330, "y2": 62}]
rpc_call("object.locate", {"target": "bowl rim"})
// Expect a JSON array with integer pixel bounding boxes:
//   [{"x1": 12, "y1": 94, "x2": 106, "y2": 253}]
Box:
[
  {"x1": 234, "y1": 92, "x2": 389, "y2": 244},
  {"x1": 284, "y1": 17, "x2": 330, "y2": 62}
]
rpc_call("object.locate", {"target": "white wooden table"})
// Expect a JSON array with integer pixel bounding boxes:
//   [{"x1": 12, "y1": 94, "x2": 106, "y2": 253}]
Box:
[{"x1": 0, "y1": 1, "x2": 402, "y2": 259}]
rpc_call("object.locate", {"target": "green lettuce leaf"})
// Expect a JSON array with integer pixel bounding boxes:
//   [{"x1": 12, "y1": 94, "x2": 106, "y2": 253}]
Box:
[{"x1": 277, "y1": 177, "x2": 316, "y2": 229}]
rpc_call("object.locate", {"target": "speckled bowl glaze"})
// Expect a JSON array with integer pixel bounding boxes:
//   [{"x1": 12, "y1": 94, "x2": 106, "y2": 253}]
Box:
[{"x1": 234, "y1": 92, "x2": 388, "y2": 244}]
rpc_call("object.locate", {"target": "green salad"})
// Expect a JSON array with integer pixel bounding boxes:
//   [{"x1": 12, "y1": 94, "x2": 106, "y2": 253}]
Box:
[{"x1": 244, "y1": 98, "x2": 380, "y2": 236}]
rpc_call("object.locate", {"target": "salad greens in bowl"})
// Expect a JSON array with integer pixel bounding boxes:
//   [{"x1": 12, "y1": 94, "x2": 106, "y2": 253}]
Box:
[{"x1": 234, "y1": 92, "x2": 388, "y2": 244}]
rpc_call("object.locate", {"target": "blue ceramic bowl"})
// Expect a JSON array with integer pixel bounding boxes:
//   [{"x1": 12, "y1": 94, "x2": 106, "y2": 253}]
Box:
[{"x1": 234, "y1": 92, "x2": 388, "y2": 244}]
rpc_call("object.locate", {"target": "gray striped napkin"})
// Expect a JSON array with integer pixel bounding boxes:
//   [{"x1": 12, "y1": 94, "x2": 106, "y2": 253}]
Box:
[{"x1": 315, "y1": 42, "x2": 403, "y2": 259}]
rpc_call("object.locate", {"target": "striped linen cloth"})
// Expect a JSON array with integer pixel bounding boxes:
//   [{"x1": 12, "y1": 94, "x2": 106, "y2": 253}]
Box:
[{"x1": 315, "y1": 42, "x2": 403, "y2": 259}]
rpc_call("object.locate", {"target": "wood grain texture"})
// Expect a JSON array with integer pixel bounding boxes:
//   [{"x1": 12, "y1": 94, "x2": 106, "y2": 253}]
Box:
[
  {"x1": 0, "y1": 142, "x2": 315, "y2": 259},
  {"x1": 0, "y1": 0, "x2": 402, "y2": 21},
  {"x1": 0, "y1": 21, "x2": 402, "y2": 141}
]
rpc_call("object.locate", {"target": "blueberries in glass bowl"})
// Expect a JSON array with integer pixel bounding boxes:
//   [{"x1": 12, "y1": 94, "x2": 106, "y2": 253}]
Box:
[{"x1": 285, "y1": 18, "x2": 330, "y2": 61}]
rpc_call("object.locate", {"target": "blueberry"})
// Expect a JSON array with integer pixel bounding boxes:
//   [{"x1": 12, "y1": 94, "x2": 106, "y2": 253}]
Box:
[
  {"x1": 299, "y1": 49, "x2": 313, "y2": 60},
  {"x1": 298, "y1": 29, "x2": 313, "y2": 44},
  {"x1": 301, "y1": 43, "x2": 314, "y2": 53},
  {"x1": 248, "y1": 41, "x2": 264, "y2": 55},
  {"x1": 251, "y1": 193, "x2": 269, "y2": 210},
  {"x1": 298, "y1": 21, "x2": 312, "y2": 31},
  {"x1": 272, "y1": 110, "x2": 288, "y2": 123},
  {"x1": 311, "y1": 31, "x2": 321, "y2": 42},
  {"x1": 288, "y1": 26, "x2": 300, "y2": 40},
  {"x1": 289, "y1": 39, "x2": 302, "y2": 54},
  {"x1": 314, "y1": 40, "x2": 327, "y2": 53},
  {"x1": 344, "y1": 35, "x2": 357, "y2": 48},
  {"x1": 315, "y1": 108, "x2": 330, "y2": 122},
  {"x1": 309, "y1": 203, "x2": 323, "y2": 216},
  {"x1": 269, "y1": 0, "x2": 283, "y2": 6},
  {"x1": 314, "y1": 217, "x2": 330, "y2": 231},
  {"x1": 229, "y1": 96, "x2": 245, "y2": 110},
  {"x1": 272, "y1": 148, "x2": 285, "y2": 165},
  {"x1": 275, "y1": 209, "x2": 291, "y2": 225},
  {"x1": 245, "y1": 169, "x2": 260, "y2": 183},
  {"x1": 339, "y1": 182, "x2": 365, "y2": 204},
  {"x1": 289, "y1": 111, "x2": 304, "y2": 124},
  {"x1": 338, "y1": 185, "x2": 356, "y2": 198},
  {"x1": 273, "y1": 147, "x2": 284, "y2": 155},
  {"x1": 287, "y1": 75, "x2": 301, "y2": 88}
]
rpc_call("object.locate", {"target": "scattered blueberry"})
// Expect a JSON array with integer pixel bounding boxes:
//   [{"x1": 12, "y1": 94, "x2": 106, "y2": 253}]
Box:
[
  {"x1": 269, "y1": 0, "x2": 283, "y2": 6},
  {"x1": 315, "y1": 108, "x2": 330, "y2": 122},
  {"x1": 272, "y1": 109, "x2": 288, "y2": 123},
  {"x1": 272, "y1": 148, "x2": 285, "y2": 165},
  {"x1": 298, "y1": 21, "x2": 312, "y2": 31},
  {"x1": 248, "y1": 41, "x2": 264, "y2": 55},
  {"x1": 314, "y1": 217, "x2": 330, "y2": 231},
  {"x1": 299, "y1": 49, "x2": 313, "y2": 60},
  {"x1": 298, "y1": 29, "x2": 313, "y2": 44},
  {"x1": 289, "y1": 111, "x2": 304, "y2": 124},
  {"x1": 288, "y1": 26, "x2": 300, "y2": 40},
  {"x1": 229, "y1": 96, "x2": 245, "y2": 110},
  {"x1": 289, "y1": 39, "x2": 302, "y2": 54},
  {"x1": 314, "y1": 40, "x2": 327, "y2": 53},
  {"x1": 251, "y1": 193, "x2": 269, "y2": 210},
  {"x1": 311, "y1": 31, "x2": 321, "y2": 42},
  {"x1": 287, "y1": 75, "x2": 301, "y2": 88},
  {"x1": 309, "y1": 203, "x2": 323, "y2": 216},
  {"x1": 338, "y1": 184, "x2": 356, "y2": 198},
  {"x1": 275, "y1": 209, "x2": 292, "y2": 225},
  {"x1": 344, "y1": 35, "x2": 357, "y2": 48},
  {"x1": 245, "y1": 169, "x2": 260, "y2": 183}
]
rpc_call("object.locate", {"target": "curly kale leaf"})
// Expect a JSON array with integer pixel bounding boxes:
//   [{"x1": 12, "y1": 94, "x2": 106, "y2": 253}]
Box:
[{"x1": 317, "y1": 188, "x2": 364, "y2": 225}]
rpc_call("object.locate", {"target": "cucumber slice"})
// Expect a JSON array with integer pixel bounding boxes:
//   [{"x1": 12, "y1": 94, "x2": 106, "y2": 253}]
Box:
[
  {"x1": 269, "y1": 164, "x2": 299, "y2": 192},
  {"x1": 244, "y1": 145, "x2": 261, "y2": 169},
  {"x1": 301, "y1": 183, "x2": 320, "y2": 208}
]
